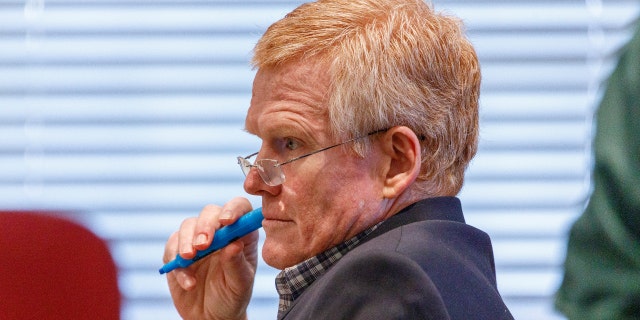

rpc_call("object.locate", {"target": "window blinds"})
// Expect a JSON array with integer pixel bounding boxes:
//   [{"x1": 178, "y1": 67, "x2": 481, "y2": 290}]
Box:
[{"x1": 1, "y1": 1, "x2": 638, "y2": 319}]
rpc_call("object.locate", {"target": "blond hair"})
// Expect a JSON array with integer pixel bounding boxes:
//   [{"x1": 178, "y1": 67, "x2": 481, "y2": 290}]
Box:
[{"x1": 252, "y1": 0, "x2": 480, "y2": 196}]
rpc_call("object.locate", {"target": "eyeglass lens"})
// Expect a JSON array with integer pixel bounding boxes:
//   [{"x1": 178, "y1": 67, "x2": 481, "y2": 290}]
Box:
[{"x1": 238, "y1": 157, "x2": 285, "y2": 186}]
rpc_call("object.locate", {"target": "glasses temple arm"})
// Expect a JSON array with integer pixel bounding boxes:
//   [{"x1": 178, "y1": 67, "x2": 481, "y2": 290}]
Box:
[{"x1": 278, "y1": 130, "x2": 386, "y2": 167}]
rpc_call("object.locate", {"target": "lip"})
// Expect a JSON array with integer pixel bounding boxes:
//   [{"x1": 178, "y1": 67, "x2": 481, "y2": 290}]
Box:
[
  {"x1": 262, "y1": 217, "x2": 291, "y2": 225},
  {"x1": 260, "y1": 207, "x2": 283, "y2": 221},
  {"x1": 261, "y1": 211, "x2": 292, "y2": 228}
]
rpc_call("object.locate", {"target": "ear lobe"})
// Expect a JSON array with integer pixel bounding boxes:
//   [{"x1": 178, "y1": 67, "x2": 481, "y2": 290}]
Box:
[{"x1": 381, "y1": 127, "x2": 422, "y2": 198}]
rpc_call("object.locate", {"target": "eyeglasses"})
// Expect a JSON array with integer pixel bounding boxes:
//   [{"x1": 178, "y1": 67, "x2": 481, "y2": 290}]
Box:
[{"x1": 237, "y1": 129, "x2": 387, "y2": 186}]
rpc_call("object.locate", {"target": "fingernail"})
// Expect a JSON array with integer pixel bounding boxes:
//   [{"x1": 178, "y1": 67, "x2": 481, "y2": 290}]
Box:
[
  {"x1": 220, "y1": 210, "x2": 233, "y2": 220},
  {"x1": 194, "y1": 234, "x2": 207, "y2": 246},
  {"x1": 179, "y1": 272, "x2": 195, "y2": 290},
  {"x1": 179, "y1": 243, "x2": 191, "y2": 255},
  {"x1": 183, "y1": 277, "x2": 194, "y2": 289}
]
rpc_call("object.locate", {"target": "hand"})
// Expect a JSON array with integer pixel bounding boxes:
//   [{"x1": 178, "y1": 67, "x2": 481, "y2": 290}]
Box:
[{"x1": 163, "y1": 197, "x2": 259, "y2": 320}]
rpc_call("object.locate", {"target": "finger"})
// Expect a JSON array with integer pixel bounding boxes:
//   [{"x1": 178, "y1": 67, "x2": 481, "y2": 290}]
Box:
[
  {"x1": 192, "y1": 204, "x2": 223, "y2": 250},
  {"x1": 178, "y1": 217, "x2": 198, "y2": 259},
  {"x1": 163, "y1": 231, "x2": 197, "y2": 291},
  {"x1": 174, "y1": 269, "x2": 197, "y2": 291},
  {"x1": 218, "y1": 232, "x2": 259, "y2": 296},
  {"x1": 218, "y1": 197, "x2": 254, "y2": 226},
  {"x1": 163, "y1": 231, "x2": 180, "y2": 263},
  {"x1": 192, "y1": 198, "x2": 254, "y2": 251}
]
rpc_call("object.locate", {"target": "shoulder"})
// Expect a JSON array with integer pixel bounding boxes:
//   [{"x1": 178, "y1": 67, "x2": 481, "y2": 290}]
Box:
[
  {"x1": 363, "y1": 219, "x2": 496, "y2": 276},
  {"x1": 289, "y1": 244, "x2": 451, "y2": 320},
  {"x1": 284, "y1": 220, "x2": 513, "y2": 320}
]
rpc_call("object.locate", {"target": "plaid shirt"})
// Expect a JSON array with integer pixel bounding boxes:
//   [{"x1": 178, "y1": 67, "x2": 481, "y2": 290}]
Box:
[{"x1": 275, "y1": 224, "x2": 380, "y2": 317}]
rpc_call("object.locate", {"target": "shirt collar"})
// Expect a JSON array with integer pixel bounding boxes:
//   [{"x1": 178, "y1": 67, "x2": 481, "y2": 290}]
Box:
[{"x1": 275, "y1": 223, "x2": 380, "y2": 317}]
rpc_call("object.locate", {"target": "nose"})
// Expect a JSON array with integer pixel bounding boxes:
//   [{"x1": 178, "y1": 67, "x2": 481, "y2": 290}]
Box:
[{"x1": 243, "y1": 164, "x2": 281, "y2": 196}]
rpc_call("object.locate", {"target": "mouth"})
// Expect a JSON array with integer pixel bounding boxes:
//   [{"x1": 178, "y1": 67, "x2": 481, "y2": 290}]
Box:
[
  {"x1": 260, "y1": 204, "x2": 294, "y2": 228},
  {"x1": 261, "y1": 205, "x2": 285, "y2": 220},
  {"x1": 261, "y1": 214, "x2": 292, "y2": 229},
  {"x1": 262, "y1": 217, "x2": 290, "y2": 224}
]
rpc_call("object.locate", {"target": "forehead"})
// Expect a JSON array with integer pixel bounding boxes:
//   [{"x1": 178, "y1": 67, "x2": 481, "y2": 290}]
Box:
[{"x1": 245, "y1": 60, "x2": 331, "y2": 137}]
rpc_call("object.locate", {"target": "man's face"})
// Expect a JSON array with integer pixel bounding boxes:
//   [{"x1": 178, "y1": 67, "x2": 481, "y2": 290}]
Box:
[{"x1": 243, "y1": 60, "x2": 387, "y2": 270}]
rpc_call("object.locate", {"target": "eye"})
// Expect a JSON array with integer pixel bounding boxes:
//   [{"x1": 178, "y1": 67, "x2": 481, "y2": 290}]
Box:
[{"x1": 285, "y1": 138, "x2": 300, "y2": 151}]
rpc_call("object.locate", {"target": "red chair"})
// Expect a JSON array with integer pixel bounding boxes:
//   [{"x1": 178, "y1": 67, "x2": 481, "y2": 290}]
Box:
[{"x1": 0, "y1": 211, "x2": 121, "y2": 319}]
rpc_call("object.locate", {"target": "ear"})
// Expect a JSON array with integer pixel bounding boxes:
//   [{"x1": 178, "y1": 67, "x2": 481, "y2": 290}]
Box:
[{"x1": 379, "y1": 126, "x2": 422, "y2": 199}]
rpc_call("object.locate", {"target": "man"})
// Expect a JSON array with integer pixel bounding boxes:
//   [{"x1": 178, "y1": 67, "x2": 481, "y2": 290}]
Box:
[{"x1": 163, "y1": 0, "x2": 514, "y2": 319}]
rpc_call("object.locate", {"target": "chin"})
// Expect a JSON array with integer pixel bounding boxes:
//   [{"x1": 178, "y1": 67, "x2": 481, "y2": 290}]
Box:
[{"x1": 261, "y1": 242, "x2": 302, "y2": 270}]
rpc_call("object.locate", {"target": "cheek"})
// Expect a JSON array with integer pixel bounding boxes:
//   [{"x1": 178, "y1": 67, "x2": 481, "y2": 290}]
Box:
[
  {"x1": 260, "y1": 201, "x2": 325, "y2": 268},
  {"x1": 290, "y1": 159, "x2": 380, "y2": 228},
  {"x1": 261, "y1": 157, "x2": 379, "y2": 268},
  {"x1": 261, "y1": 217, "x2": 325, "y2": 269}
]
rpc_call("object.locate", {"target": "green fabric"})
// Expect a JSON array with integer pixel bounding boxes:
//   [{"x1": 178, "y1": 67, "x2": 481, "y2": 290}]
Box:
[{"x1": 555, "y1": 22, "x2": 640, "y2": 320}]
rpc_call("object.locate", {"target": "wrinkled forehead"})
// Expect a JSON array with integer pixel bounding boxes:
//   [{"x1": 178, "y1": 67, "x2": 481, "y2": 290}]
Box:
[{"x1": 245, "y1": 60, "x2": 332, "y2": 137}]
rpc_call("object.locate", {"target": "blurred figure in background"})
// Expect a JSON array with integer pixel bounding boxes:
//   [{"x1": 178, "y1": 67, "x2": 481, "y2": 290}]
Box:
[
  {"x1": 555, "y1": 21, "x2": 640, "y2": 320},
  {"x1": 0, "y1": 211, "x2": 120, "y2": 320}
]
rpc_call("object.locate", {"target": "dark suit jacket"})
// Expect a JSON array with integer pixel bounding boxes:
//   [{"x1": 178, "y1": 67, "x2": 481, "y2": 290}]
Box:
[{"x1": 279, "y1": 197, "x2": 513, "y2": 319}]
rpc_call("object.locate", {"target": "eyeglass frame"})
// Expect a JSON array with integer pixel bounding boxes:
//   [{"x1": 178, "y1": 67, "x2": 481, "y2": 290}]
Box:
[{"x1": 237, "y1": 128, "x2": 388, "y2": 186}]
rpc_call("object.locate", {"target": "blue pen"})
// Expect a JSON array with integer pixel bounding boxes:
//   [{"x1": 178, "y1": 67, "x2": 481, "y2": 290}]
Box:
[{"x1": 159, "y1": 207, "x2": 264, "y2": 274}]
